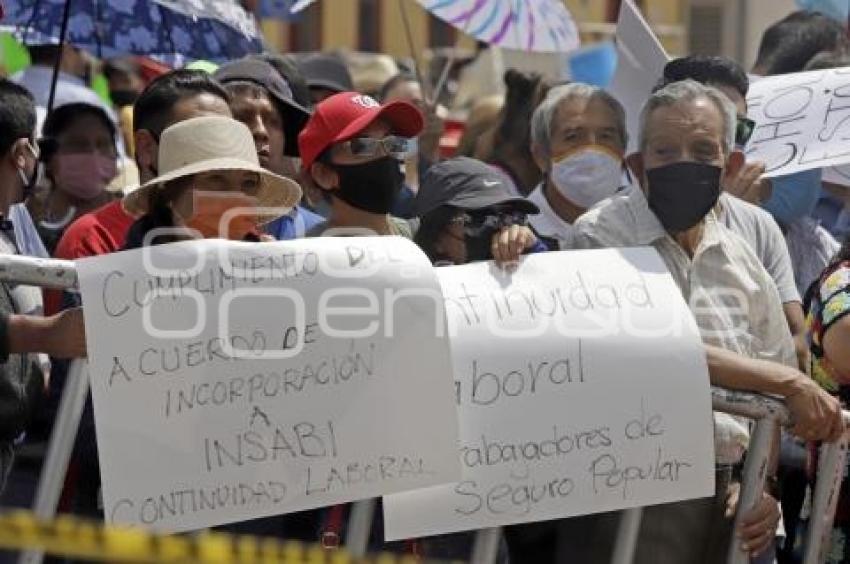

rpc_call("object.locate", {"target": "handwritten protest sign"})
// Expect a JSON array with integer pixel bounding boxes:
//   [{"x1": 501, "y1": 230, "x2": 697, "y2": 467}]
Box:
[
  {"x1": 824, "y1": 164, "x2": 850, "y2": 187},
  {"x1": 747, "y1": 67, "x2": 850, "y2": 177},
  {"x1": 609, "y1": 0, "x2": 669, "y2": 153},
  {"x1": 383, "y1": 247, "x2": 714, "y2": 540},
  {"x1": 77, "y1": 237, "x2": 460, "y2": 532}
]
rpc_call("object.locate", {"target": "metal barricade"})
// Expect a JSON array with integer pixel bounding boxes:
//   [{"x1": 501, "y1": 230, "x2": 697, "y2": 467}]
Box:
[
  {"x1": 0, "y1": 255, "x2": 80, "y2": 564},
  {"x1": 2, "y1": 255, "x2": 849, "y2": 564},
  {"x1": 804, "y1": 416, "x2": 850, "y2": 564},
  {"x1": 471, "y1": 390, "x2": 850, "y2": 564}
]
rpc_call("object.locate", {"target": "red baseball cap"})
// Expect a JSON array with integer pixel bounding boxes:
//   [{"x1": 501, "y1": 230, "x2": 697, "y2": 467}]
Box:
[{"x1": 298, "y1": 91, "x2": 424, "y2": 171}]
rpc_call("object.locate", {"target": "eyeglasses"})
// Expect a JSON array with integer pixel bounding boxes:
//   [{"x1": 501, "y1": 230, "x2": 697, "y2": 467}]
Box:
[
  {"x1": 450, "y1": 210, "x2": 529, "y2": 237},
  {"x1": 341, "y1": 136, "x2": 410, "y2": 159},
  {"x1": 735, "y1": 117, "x2": 756, "y2": 147}
]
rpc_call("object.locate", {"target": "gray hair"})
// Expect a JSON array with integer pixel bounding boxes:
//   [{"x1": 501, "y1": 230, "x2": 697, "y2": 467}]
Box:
[
  {"x1": 530, "y1": 83, "x2": 628, "y2": 158},
  {"x1": 639, "y1": 79, "x2": 736, "y2": 153}
]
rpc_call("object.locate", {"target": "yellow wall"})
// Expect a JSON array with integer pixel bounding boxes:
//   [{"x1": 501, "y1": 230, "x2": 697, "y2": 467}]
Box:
[
  {"x1": 322, "y1": 1, "x2": 359, "y2": 51},
  {"x1": 380, "y1": 0, "x2": 428, "y2": 60}
]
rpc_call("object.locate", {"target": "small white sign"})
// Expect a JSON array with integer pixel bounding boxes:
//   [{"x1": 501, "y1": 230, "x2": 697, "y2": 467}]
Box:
[{"x1": 747, "y1": 67, "x2": 850, "y2": 177}]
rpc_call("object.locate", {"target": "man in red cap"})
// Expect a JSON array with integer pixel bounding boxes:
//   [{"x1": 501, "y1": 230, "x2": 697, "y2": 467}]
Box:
[{"x1": 298, "y1": 91, "x2": 423, "y2": 237}]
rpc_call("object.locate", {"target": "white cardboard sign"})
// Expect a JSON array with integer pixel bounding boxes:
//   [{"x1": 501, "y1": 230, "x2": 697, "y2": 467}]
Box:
[
  {"x1": 383, "y1": 247, "x2": 715, "y2": 540},
  {"x1": 608, "y1": 0, "x2": 669, "y2": 153},
  {"x1": 824, "y1": 164, "x2": 850, "y2": 187},
  {"x1": 77, "y1": 237, "x2": 461, "y2": 533},
  {"x1": 746, "y1": 67, "x2": 850, "y2": 177}
]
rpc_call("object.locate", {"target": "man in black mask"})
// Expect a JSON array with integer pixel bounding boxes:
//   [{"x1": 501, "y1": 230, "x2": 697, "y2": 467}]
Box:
[
  {"x1": 567, "y1": 79, "x2": 843, "y2": 563},
  {"x1": 103, "y1": 57, "x2": 146, "y2": 108},
  {"x1": 298, "y1": 91, "x2": 422, "y2": 237}
]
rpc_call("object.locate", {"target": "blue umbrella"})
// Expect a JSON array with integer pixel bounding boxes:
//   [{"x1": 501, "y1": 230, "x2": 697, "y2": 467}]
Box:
[
  {"x1": 1, "y1": 0, "x2": 264, "y2": 120},
  {"x1": 1, "y1": 0, "x2": 264, "y2": 65}
]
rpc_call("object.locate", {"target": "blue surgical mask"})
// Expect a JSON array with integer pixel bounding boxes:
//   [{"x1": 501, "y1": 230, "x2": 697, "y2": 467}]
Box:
[
  {"x1": 796, "y1": 0, "x2": 849, "y2": 23},
  {"x1": 762, "y1": 168, "x2": 823, "y2": 226},
  {"x1": 406, "y1": 137, "x2": 419, "y2": 159}
]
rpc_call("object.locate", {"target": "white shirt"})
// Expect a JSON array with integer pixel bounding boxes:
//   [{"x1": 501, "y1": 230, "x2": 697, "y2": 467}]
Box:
[
  {"x1": 573, "y1": 188, "x2": 797, "y2": 463},
  {"x1": 527, "y1": 183, "x2": 576, "y2": 250},
  {"x1": 717, "y1": 192, "x2": 801, "y2": 304}
]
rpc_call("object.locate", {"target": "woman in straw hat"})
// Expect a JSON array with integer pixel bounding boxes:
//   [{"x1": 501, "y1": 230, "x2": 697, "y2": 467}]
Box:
[{"x1": 123, "y1": 115, "x2": 302, "y2": 249}]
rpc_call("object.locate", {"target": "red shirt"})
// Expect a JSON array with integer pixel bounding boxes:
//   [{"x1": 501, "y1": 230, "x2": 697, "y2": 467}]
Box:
[{"x1": 46, "y1": 200, "x2": 135, "y2": 315}]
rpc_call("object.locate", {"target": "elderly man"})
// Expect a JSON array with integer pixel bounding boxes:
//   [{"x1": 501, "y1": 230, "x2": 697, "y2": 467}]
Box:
[
  {"x1": 528, "y1": 83, "x2": 628, "y2": 249},
  {"x1": 566, "y1": 79, "x2": 842, "y2": 563},
  {"x1": 657, "y1": 55, "x2": 810, "y2": 371}
]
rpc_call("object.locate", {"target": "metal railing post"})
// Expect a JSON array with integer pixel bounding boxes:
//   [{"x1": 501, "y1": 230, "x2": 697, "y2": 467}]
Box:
[
  {"x1": 711, "y1": 391, "x2": 789, "y2": 564},
  {"x1": 0, "y1": 255, "x2": 80, "y2": 564},
  {"x1": 470, "y1": 527, "x2": 502, "y2": 564},
  {"x1": 803, "y1": 420, "x2": 850, "y2": 564},
  {"x1": 611, "y1": 508, "x2": 643, "y2": 564},
  {"x1": 727, "y1": 416, "x2": 778, "y2": 564},
  {"x1": 345, "y1": 499, "x2": 376, "y2": 557},
  {"x1": 18, "y1": 360, "x2": 89, "y2": 564}
]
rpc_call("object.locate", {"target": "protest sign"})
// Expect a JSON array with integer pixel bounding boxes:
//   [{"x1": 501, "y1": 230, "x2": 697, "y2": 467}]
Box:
[
  {"x1": 383, "y1": 247, "x2": 714, "y2": 540},
  {"x1": 76, "y1": 237, "x2": 460, "y2": 533},
  {"x1": 609, "y1": 0, "x2": 669, "y2": 153},
  {"x1": 824, "y1": 164, "x2": 850, "y2": 186},
  {"x1": 746, "y1": 66, "x2": 850, "y2": 177}
]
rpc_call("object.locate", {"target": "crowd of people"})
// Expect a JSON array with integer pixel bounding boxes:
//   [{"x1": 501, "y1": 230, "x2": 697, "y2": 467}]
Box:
[{"x1": 1, "y1": 8, "x2": 850, "y2": 564}]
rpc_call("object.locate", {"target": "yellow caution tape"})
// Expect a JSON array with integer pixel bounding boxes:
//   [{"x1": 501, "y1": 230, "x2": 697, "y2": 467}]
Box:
[{"x1": 0, "y1": 510, "x2": 446, "y2": 563}]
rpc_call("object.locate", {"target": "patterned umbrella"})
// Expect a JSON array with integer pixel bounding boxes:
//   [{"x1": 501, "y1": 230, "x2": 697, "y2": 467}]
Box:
[
  {"x1": 420, "y1": 0, "x2": 579, "y2": 53},
  {"x1": 0, "y1": 0, "x2": 264, "y2": 65},
  {"x1": 290, "y1": 0, "x2": 580, "y2": 53}
]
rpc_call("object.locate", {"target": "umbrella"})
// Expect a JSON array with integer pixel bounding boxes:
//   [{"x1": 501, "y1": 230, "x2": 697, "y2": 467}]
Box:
[
  {"x1": 290, "y1": 0, "x2": 580, "y2": 53},
  {"x1": 1, "y1": 0, "x2": 264, "y2": 66},
  {"x1": 2, "y1": 0, "x2": 264, "y2": 124},
  {"x1": 420, "y1": 0, "x2": 579, "y2": 53}
]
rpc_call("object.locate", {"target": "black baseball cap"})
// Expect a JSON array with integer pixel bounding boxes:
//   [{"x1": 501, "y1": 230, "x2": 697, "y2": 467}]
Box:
[
  {"x1": 412, "y1": 157, "x2": 539, "y2": 218},
  {"x1": 214, "y1": 58, "x2": 311, "y2": 157},
  {"x1": 298, "y1": 53, "x2": 354, "y2": 94}
]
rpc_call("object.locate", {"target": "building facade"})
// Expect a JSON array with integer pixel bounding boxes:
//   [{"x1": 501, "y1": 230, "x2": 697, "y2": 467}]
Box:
[
  {"x1": 260, "y1": 1, "x2": 688, "y2": 58},
  {"x1": 259, "y1": 0, "x2": 799, "y2": 74}
]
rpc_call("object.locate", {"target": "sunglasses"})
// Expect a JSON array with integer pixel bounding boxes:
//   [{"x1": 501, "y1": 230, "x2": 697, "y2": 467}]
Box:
[
  {"x1": 735, "y1": 117, "x2": 756, "y2": 147},
  {"x1": 342, "y1": 135, "x2": 410, "y2": 159},
  {"x1": 450, "y1": 210, "x2": 529, "y2": 237}
]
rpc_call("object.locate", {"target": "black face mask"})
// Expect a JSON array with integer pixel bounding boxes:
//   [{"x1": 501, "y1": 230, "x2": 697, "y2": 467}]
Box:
[
  {"x1": 465, "y1": 227, "x2": 498, "y2": 262},
  {"x1": 110, "y1": 89, "x2": 139, "y2": 107},
  {"x1": 646, "y1": 162, "x2": 722, "y2": 232},
  {"x1": 332, "y1": 156, "x2": 404, "y2": 214}
]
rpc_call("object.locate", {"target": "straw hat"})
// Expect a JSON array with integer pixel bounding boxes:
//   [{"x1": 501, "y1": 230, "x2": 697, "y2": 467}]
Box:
[{"x1": 125, "y1": 116, "x2": 302, "y2": 214}]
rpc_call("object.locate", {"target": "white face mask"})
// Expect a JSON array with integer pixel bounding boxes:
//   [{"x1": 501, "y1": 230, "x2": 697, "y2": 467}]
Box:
[{"x1": 550, "y1": 146, "x2": 623, "y2": 208}]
